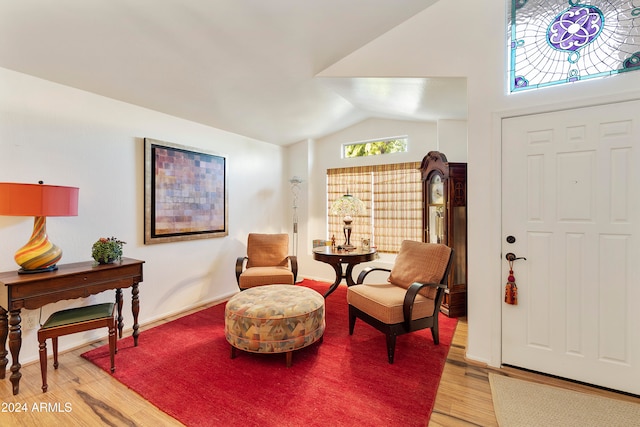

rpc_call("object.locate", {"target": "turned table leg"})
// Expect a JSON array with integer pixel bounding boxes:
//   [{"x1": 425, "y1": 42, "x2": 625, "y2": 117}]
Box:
[
  {"x1": 0, "y1": 308, "x2": 8, "y2": 380},
  {"x1": 8, "y1": 309, "x2": 22, "y2": 395},
  {"x1": 115, "y1": 288, "x2": 124, "y2": 339},
  {"x1": 131, "y1": 283, "x2": 140, "y2": 346}
]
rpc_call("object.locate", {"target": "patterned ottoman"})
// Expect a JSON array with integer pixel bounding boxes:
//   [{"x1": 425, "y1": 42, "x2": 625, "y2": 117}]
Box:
[{"x1": 224, "y1": 284, "x2": 325, "y2": 367}]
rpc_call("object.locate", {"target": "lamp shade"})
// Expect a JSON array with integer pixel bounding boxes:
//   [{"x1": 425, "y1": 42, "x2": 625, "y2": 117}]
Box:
[
  {"x1": 330, "y1": 194, "x2": 366, "y2": 218},
  {"x1": 0, "y1": 182, "x2": 79, "y2": 273},
  {"x1": 0, "y1": 183, "x2": 79, "y2": 217}
]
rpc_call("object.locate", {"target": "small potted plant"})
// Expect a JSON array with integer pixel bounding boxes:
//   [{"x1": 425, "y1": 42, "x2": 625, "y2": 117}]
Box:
[{"x1": 91, "y1": 237, "x2": 126, "y2": 265}]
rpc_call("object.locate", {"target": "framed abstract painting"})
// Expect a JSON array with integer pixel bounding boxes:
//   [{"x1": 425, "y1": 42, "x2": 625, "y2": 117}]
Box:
[{"x1": 144, "y1": 138, "x2": 228, "y2": 244}]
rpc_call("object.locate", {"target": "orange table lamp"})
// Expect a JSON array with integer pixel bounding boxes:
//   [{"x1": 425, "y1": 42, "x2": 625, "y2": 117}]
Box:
[{"x1": 0, "y1": 182, "x2": 79, "y2": 273}]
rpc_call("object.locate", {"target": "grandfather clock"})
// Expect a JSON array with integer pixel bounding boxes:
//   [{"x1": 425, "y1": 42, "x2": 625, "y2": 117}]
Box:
[{"x1": 420, "y1": 151, "x2": 467, "y2": 317}]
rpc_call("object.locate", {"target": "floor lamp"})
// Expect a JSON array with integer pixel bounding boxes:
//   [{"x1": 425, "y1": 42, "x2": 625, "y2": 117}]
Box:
[
  {"x1": 289, "y1": 176, "x2": 303, "y2": 282},
  {"x1": 0, "y1": 182, "x2": 79, "y2": 273}
]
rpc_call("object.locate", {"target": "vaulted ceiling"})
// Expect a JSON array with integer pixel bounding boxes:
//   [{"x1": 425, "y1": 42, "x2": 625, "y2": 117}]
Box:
[{"x1": 0, "y1": 0, "x2": 466, "y2": 145}]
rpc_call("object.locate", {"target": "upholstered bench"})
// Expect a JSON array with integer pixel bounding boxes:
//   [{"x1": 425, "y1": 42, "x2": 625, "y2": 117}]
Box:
[{"x1": 224, "y1": 284, "x2": 325, "y2": 367}]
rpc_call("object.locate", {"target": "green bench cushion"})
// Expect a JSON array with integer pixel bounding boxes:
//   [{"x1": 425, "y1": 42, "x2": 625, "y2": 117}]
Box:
[{"x1": 41, "y1": 303, "x2": 115, "y2": 329}]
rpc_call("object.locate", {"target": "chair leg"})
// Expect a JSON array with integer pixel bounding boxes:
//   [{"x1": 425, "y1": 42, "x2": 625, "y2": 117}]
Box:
[
  {"x1": 108, "y1": 322, "x2": 116, "y2": 373},
  {"x1": 38, "y1": 339, "x2": 48, "y2": 393},
  {"x1": 52, "y1": 337, "x2": 59, "y2": 369},
  {"x1": 431, "y1": 321, "x2": 440, "y2": 345},
  {"x1": 386, "y1": 334, "x2": 396, "y2": 364},
  {"x1": 348, "y1": 306, "x2": 356, "y2": 335}
]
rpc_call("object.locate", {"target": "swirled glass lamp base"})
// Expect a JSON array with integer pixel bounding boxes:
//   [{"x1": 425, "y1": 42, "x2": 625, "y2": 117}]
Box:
[{"x1": 14, "y1": 216, "x2": 62, "y2": 274}]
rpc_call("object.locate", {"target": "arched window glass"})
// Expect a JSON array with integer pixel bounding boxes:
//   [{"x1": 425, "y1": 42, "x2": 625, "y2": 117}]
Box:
[{"x1": 509, "y1": 0, "x2": 640, "y2": 92}]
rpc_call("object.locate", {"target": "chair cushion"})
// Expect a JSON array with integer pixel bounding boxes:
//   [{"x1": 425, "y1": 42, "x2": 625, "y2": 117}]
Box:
[
  {"x1": 347, "y1": 283, "x2": 436, "y2": 324},
  {"x1": 388, "y1": 240, "x2": 451, "y2": 298},
  {"x1": 246, "y1": 233, "x2": 289, "y2": 268},
  {"x1": 239, "y1": 266, "x2": 294, "y2": 288}
]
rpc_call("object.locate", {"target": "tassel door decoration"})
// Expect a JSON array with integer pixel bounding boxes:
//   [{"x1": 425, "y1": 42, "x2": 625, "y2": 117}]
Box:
[{"x1": 504, "y1": 259, "x2": 518, "y2": 305}]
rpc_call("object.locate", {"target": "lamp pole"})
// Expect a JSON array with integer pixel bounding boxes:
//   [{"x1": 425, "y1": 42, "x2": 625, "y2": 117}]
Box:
[{"x1": 289, "y1": 176, "x2": 303, "y2": 258}]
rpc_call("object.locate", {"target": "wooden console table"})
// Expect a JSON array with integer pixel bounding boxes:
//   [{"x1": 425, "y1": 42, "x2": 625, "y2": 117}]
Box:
[{"x1": 0, "y1": 257, "x2": 144, "y2": 395}]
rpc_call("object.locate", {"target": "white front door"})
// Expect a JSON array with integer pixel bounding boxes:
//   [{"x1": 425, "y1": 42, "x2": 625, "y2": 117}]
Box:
[{"x1": 501, "y1": 100, "x2": 640, "y2": 394}]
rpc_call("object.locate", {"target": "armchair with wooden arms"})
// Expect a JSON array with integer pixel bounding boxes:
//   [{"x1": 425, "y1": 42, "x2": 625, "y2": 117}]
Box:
[
  {"x1": 235, "y1": 233, "x2": 298, "y2": 290},
  {"x1": 347, "y1": 240, "x2": 453, "y2": 364}
]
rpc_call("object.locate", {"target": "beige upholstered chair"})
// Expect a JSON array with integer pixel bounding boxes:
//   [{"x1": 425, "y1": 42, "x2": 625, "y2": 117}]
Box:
[
  {"x1": 347, "y1": 240, "x2": 453, "y2": 364},
  {"x1": 235, "y1": 233, "x2": 298, "y2": 290}
]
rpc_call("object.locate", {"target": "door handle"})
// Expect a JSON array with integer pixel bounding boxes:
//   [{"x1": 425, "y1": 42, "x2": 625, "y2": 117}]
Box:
[{"x1": 505, "y1": 252, "x2": 527, "y2": 261}]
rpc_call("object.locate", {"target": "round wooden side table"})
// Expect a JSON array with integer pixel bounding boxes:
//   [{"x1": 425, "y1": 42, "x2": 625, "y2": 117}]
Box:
[{"x1": 312, "y1": 247, "x2": 377, "y2": 297}]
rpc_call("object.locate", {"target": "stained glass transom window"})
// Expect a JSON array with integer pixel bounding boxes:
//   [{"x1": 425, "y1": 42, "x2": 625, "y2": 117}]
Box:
[{"x1": 509, "y1": 0, "x2": 640, "y2": 92}]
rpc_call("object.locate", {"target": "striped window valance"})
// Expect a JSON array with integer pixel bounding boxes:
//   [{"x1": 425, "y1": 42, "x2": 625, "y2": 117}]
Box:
[{"x1": 327, "y1": 162, "x2": 422, "y2": 253}]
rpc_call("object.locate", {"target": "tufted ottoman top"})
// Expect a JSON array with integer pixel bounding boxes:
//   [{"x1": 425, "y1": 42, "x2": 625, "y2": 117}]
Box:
[{"x1": 225, "y1": 284, "x2": 325, "y2": 355}]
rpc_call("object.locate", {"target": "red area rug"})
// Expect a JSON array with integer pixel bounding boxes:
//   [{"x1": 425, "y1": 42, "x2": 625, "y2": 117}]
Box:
[{"x1": 82, "y1": 280, "x2": 457, "y2": 427}]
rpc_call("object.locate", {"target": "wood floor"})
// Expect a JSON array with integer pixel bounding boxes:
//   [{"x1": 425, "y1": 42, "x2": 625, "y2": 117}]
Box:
[
  {"x1": 431, "y1": 319, "x2": 640, "y2": 426},
  {"x1": 1, "y1": 309, "x2": 638, "y2": 426}
]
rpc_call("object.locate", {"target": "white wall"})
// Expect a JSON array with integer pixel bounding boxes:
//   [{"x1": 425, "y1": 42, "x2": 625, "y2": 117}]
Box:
[
  {"x1": 0, "y1": 67, "x2": 288, "y2": 364},
  {"x1": 313, "y1": 0, "x2": 640, "y2": 366},
  {"x1": 437, "y1": 119, "x2": 467, "y2": 162}
]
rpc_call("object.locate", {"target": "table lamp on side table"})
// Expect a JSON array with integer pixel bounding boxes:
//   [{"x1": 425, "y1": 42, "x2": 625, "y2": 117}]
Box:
[
  {"x1": 0, "y1": 182, "x2": 79, "y2": 273},
  {"x1": 329, "y1": 192, "x2": 366, "y2": 250}
]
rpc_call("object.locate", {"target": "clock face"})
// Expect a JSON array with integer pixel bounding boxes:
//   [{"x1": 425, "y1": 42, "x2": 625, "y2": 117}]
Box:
[{"x1": 430, "y1": 175, "x2": 444, "y2": 204}]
